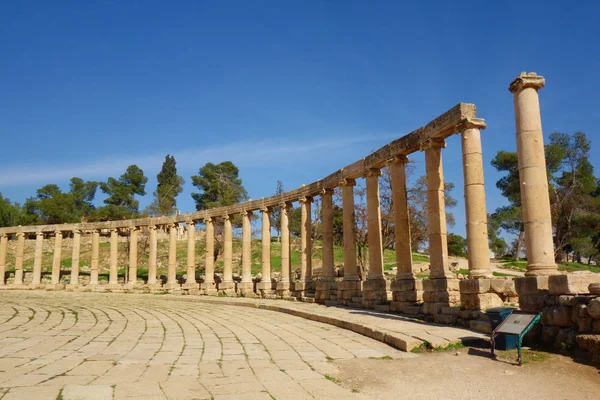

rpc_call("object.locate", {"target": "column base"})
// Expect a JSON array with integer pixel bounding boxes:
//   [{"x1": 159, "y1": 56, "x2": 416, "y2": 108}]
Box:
[
  {"x1": 163, "y1": 282, "x2": 182, "y2": 292},
  {"x1": 237, "y1": 281, "x2": 257, "y2": 297},
  {"x1": 256, "y1": 281, "x2": 276, "y2": 299},
  {"x1": 524, "y1": 264, "x2": 559, "y2": 277},
  {"x1": 390, "y1": 277, "x2": 424, "y2": 305},
  {"x1": 276, "y1": 281, "x2": 292, "y2": 299},
  {"x1": 292, "y1": 281, "x2": 315, "y2": 302},
  {"x1": 144, "y1": 283, "x2": 165, "y2": 293},
  {"x1": 200, "y1": 281, "x2": 217, "y2": 296},
  {"x1": 337, "y1": 279, "x2": 362, "y2": 307},
  {"x1": 315, "y1": 280, "x2": 338, "y2": 304},
  {"x1": 104, "y1": 283, "x2": 125, "y2": 292},
  {"x1": 468, "y1": 269, "x2": 493, "y2": 279},
  {"x1": 217, "y1": 281, "x2": 235, "y2": 296},
  {"x1": 422, "y1": 278, "x2": 460, "y2": 315},
  {"x1": 362, "y1": 279, "x2": 390, "y2": 308},
  {"x1": 45, "y1": 283, "x2": 65, "y2": 291}
]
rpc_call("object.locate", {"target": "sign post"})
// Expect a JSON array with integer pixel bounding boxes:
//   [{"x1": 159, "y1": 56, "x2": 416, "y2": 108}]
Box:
[{"x1": 490, "y1": 311, "x2": 542, "y2": 366}]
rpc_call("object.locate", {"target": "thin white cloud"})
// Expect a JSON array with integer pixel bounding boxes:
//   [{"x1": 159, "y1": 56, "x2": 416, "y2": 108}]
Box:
[{"x1": 0, "y1": 133, "x2": 398, "y2": 187}]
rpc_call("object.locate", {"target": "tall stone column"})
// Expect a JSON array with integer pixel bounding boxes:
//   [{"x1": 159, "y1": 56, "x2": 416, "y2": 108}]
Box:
[
  {"x1": 202, "y1": 217, "x2": 216, "y2": 294},
  {"x1": 109, "y1": 228, "x2": 119, "y2": 286},
  {"x1": 0, "y1": 233, "x2": 7, "y2": 286},
  {"x1": 50, "y1": 230, "x2": 63, "y2": 286},
  {"x1": 14, "y1": 232, "x2": 25, "y2": 285},
  {"x1": 423, "y1": 138, "x2": 452, "y2": 279},
  {"x1": 90, "y1": 230, "x2": 100, "y2": 286},
  {"x1": 317, "y1": 188, "x2": 336, "y2": 304},
  {"x1": 147, "y1": 225, "x2": 158, "y2": 286},
  {"x1": 460, "y1": 119, "x2": 492, "y2": 278},
  {"x1": 277, "y1": 202, "x2": 292, "y2": 296},
  {"x1": 390, "y1": 156, "x2": 413, "y2": 279},
  {"x1": 238, "y1": 210, "x2": 255, "y2": 296},
  {"x1": 390, "y1": 156, "x2": 423, "y2": 313},
  {"x1": 70, "y1": 230, "x2": 81, "y2": 286},
  {"x1": 185, "y1": 220, "x2": 198, "y2": 287},
  {"x1": 339, "y1": 179, "x2": 361, "y2": 306},
  {"x1": 257, "y1": 207, "x2": 273, "y2": 296},
  {"x1": 299, "y1": 196, "x2": 313, "y2": 283},
  {"x1": 222, "y1": 215, "x2": 234, "y2": 292},
  {"x1": 509, "y1": 72, "x2": 558, "y2": 276},
  {"x1": 166, "y1": 224, "x2": 178, "y2": 289},
  {"x1": 32, "y1": 232, "x2": 44, "y2": 286},
  {"x1": 128, "y1": 227, "x2": 138, "y2": 286}
]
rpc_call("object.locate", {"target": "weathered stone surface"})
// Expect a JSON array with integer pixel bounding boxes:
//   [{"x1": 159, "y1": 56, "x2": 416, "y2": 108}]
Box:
[
  {"x1": 515, "y1": 276, "x2": 549, "y2": 295},
  {"x1": 587, "y1": 298, "x2": 600, "y2": 319},
  {"x1": 390, "y1": 278, "x2": 423, "y2": 292},
  {"x1": 459, "y1": 279, "x2": 490, "y2": 294},
  {"x1": 460, "y1": 293, "x2": 504, "y2": 311},
  {"x1": 423, "y1": 278, "x2": 460, "y2": 292},
  {"x1": 549, "y1": 273, "x2": 600, "y2": 295},
  {"x1": 551, "y1": 306, "x2": 572, "y2": 327}
]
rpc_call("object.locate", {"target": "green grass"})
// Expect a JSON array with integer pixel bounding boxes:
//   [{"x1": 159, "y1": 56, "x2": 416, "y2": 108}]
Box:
[
  {"x1": 558, "y1": 262, "x2": 600, "y2": 274},
  {"x1": 457, "y1": 268, "x2": 469, "y2": 276},
  {"x1": 498, "y1": 348, "x2": 550, "y2": 364},
  {"x1": 433, "y1": 342, "x2": 464, "y2": 352},
  {"x1": 410, "y1": 343, "x2": 427, "y2": 353},
  {"x1": 501, "y1": 260, "x2": 528, "y2": 272},
  {"x1": 368, "y1": 355, "x2": 393, "y2": 360},
  {"x1": 324, "y1": 374, "x2": 342, "y2": 385},
  {"x1": 492, "y1": 271, "x2": 517, "y2": 277}
]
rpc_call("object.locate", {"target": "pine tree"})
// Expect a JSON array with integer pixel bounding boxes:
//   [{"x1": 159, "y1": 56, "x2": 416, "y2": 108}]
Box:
[{"x1": 150, "y1": 155, "x2": 184, "y2": 216}]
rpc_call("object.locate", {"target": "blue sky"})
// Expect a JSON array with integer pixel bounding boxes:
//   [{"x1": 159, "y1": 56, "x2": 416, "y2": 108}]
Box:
[{"x1": 1, "y1": 1, "x2": 599, "y2": 238}]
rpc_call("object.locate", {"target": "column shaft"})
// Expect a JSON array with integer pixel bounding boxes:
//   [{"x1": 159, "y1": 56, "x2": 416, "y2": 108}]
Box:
[
  {"x1": 366, "y1": 169, "x2": 384, "y2": 280},
  {"x1": 461, "y1": 120, "x2": 492, "y2": 278},
  {"x1": 261, "y1": 208, "x2": 271, "y2": 283},
  {"x1": 424, "y1": 139, "x2": 452, "y2": 279},
  {"x1": 186, "y1": 221, "x2": 197, "y2": 284},
  {"x1": 0, "y1": 234, "x2": 7, "y2": 286},
  {"x1": 71, "y1": 230, "x2": 81, "y2": 285},
  {"x1": 128, "y1": 228, "x2": 138, "y2": 285},
  {"x1": 148, "y1": 226, "x2": 158, "y2": 285},
  {"x1": 241, "y1": 211, "x2": 252, "y2": 283},
  {"x1": 341, "y1": 180, "x2": 359, "y2": 280},
  {"x1": 280, "y1": 203, "x2": 291, "y2": 283},
  {"x1": 223, "y1": 216, "x2": 233, "y2": 283},
  {"x1": 14, "y1": 233, "x2": 24, "y2": 285},
  {"x1": 509, "y1": 73, "x2": 558, "y2": 275},
  {"x1": 390, "y1": 157, "x2": 414, "y2": 279},
  {"x1": 321, "y1": 189, "x2": 334, "y2": 280},
  {"x1": 51, "y1": 231, "x2": 63, "y2": 285},
  {"x1": 299, "y1": 197, "x2": 312, "y2": 282},
  {"x1": 204, "y1": 218, "x2": 215, "y2": 284},
  {"x1": 90, "y1": 230, "x2": 99, "y2": 285},
  {"x1": 32, "y1": 232, "x2": 43, "y2": 285},
  {"x1": 109, "y1": 229, "x2": 119, "y2": 285},
  {"x1": 167, "y1": 224, "x2": 177, "y2": 284}
]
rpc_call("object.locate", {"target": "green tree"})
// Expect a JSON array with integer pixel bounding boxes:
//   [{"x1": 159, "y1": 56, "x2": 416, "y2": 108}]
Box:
[
  {"x1": 271, "y1": 180, "x2": 284, "y2": 241},
  {"x1": 69, "y1": 177, "x2": 99, "y2": 218},
  {"x1": 0, "y1": 193, "x2": 22, "y2": 227},
  {"x1": 147, "y1": 155, "x2": 184, "y2": 216},
  {"x1": 98, "y1": 165, "x2": 148, "y2": 220},
  {"x1": 191, "y1": 161, "x2": 248, "y2": 210},
  {"x1": 447, "y1": 233, "x2": 467, "y2": 257},
  {"x1": 487, "y1": 213, "x2": 509, "y2": 257}
]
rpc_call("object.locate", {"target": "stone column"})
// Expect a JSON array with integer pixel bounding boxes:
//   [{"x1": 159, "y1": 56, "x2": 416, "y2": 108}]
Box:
[
  {"x1": 185, "y1": 220, "x2": 198, "y2": 287},
  {"x1": 50, "y1": 230, "x2": 63, "y2": 286},
  {"x1": 166, "y1": 224, "x2": 178, "y2": 289},
  {"x1": 32, "y1": 232, "x2": 44, "y2": 286},
  {"x1": 0, "y1": 233, "x2": 7, "y2": 286},
  {"x1": 14, "y1": 232, "x2": 25, "y2": 285},
  {"x1": 222, "y1": 215, "x2": 234, "y2": 291},
  {"x1": 317, "y1": 188, "x2": 336, "y2": 304},
  {"x1": 90, "y1": 230, "x2": 99, "y2": 286},
  {"x1": 390, "y1": 156, "x2": 423, "y2": 313},
  {"x1": 202, "y1": 217, "x2": 216, "y2": 294},
  {"x1": 339, "y1": 179, "x2": 361, "y2": 306},
  {"x1": 277, "y1": 202, "x2": 292, "y2": 296},
  {"x1": 257, "y1": 207, "x2": 273, "y2": 295},
  {"x1": 509, "y1": 72, "x2": 558, "y2": 276},
  {"x1": 109, "y1": 228, "x2": 119, "y2": 286},
  {"x1": 423, "y1": 138, "x2": 452, "y2": 279},
  {"x1": 147, "y1": 225, "x2": 158, "y2": 286},
  {"x1": 299, "y1": 196, "x2": 313, "y2": 283},
  {"x1": 70, "y1": 229, "x2": 81, "y2": 286},
  {"x1": 128, "y1": 227, "x2": 138, "y2": 287},
  {"x1": 239, "y1": 210, "x2": 254, "y2": 296},
  {"x1": 460, "y1": 119, "x2": 492, "y2": 278}
]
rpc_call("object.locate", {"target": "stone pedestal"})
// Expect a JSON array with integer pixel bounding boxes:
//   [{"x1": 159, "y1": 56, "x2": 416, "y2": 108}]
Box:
[
  {"x1": 45, "y1": 283, "x2": 66, "y2": 291},
  {"x1": 200, "y1": 281, "x2": 218, "y2": 296},
  {"x1": 256, "y1": 280, "x2": 276, "y2": 298},
  {"x1": 217, "y1": 281, "x2": 235, "y2": 296},
  {"x1": 181, "y1": 282, "x2": 201, "y2": 295},
  {"x1": 315, "y1": 279, "x2": 337, "y2": 305},
  {"x1": 162, "y1": 282, "x2": 181, "y2": 292},
  {"x1": 276, "y1": 281, "x2": 292, "y2": 299},
  {"x1": 144, "y1": 283, "x2": 164, "y2": 293},
  {"x1": 337, "y1": 280, "x2": 362, "y2": 307},
  {"x1": 390, "y1": 278, "x2": 423, "y2": 314},
  {"x1": 362, "y1": 279, "x2": 389, "y2": 308},
  {"x1": 422, "y1": 278, "x2": 460, "y2": 315},
  {"x1": 236, "y1": 281, "x2": 257, "y2": 298},
  {"x1": 293, "y1": 281, "x2": 314, "y2": 301}
]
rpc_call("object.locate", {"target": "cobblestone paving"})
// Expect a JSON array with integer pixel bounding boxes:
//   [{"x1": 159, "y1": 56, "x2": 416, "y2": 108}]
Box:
[{"x1": 0, "y1": 292, "x2": 416, "y2": 400}]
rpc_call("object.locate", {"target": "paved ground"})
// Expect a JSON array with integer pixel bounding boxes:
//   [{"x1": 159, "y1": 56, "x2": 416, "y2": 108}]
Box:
[{"x1": 1, "y1": 292, "x2": 598, "y2": 400}]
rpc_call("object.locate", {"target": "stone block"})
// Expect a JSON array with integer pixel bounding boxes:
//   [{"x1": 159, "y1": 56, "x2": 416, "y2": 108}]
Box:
[
  {"x1": 550, "y1": 306, "x2": 572, "y2": 327},
  {"x1": 469, "y1": 319, "x2": 492, "y2": 333},
  {"x1": 423, "y1": 278, "x2": 460, "y2": 292},
  {"x1": 442, "y1": 307, "x2": 459, "y2": 315},
  {"x1": 434, "y1": 314, "x2": 457, "y2": 325},
  {"x1": 548, "y1": 273, "x2": 600, "y2": 295},
  {"x1": 461, "y1": 293, "x2": 504, "y2": 311},
  {"x1": 459, "y1": 279, "x2": 490, "y2": 294},
  {"x1": 393, "y1": 290, "x2": 423, "y2": 303},
  {"x1": 256, "y1": 281, "x2": 274, "y2": 291},
  {"x1": 490, "y1": 278, "x2": 517, "y2": 296},
  {"x1": 423, "y1": 291, "x2": 460, "y2": 303},
  {"x1": 558, "y1": 295, "x2": 577, "y2": 306},
  {"x1": 515, "y1": 276, "x2": 549, "y2": 295},
  {"x1": 588, "y1": 299, "x2": 600, "y2": 318},
  {"x1": 374, "y1": 304, "x2": 391, "y2": 312},
  {"x1": 578, "y1": 317, "x2": 593, "y2": 333},
  {"x1": 422, "y1": 302, "x2": 445, "y2": 315},
  {"x1": 363, "y1": 279, "x2": 388, "y2": 291},
  {"x1": 390, "y1": 278, "x2": 423, "y2": 292},
  {"x1": 338, "y1": 280, "x2": 362, "y2": 291},
  {"x1": 593, "y1": 319, "x2": 600, "y2": 333}
]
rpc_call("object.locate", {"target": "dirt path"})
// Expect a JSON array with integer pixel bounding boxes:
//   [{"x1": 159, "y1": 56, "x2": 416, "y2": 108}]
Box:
[{"x1": 332, "y1": 347, "x2": 600, "y2": 399}]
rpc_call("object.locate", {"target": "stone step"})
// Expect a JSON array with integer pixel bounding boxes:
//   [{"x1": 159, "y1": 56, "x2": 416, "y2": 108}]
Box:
[
  {"x1": 469, "y1": 319, "x2": 492, "y2": 334},
  {"x1": 434, "y1": 314, "x2": 458, "y2": 325},
  {"x1": 374, "y1": 304, "x2": 391, "y2": 312}
]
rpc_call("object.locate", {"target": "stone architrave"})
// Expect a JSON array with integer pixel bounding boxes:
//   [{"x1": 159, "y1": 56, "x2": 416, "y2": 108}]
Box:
[
  {"x1": 109, "y1": 228, "x2": 119, "y2": 285},
  {"x1": 459, "y1": 118, "x2": 492, "y2": 278},
  {"x1": 422, "y1": 138, "x2": 452, "y2": 279},
  {"x1": 50, "y1": 230, "x2": 63, "y2": 286},
  {"x1": 70, "y1": 229, "x2": 81, "y2": 286},
  {"x1": 222, "y1": 215, "x2": 234, "y2": 286},
  {"x1": 147, "y1": 225, "x2": 158, "y2": 286},
  {"x1": 166, "y1": 224, "x2": 178, "y2": 287},
  {"x1": 128, "y1": 227, "x2": 138, "y2": 286},
  {"x1": 321, "y1": 189, "x2": 334, "y2": 280},
  {"x1": 390, "y1": 156, "x2": 413, "y2": 279},
  {"x1": 202, "y1": 217, "x2": 216, "y2": 292},
  {"x1": 32, "y1": 232, "x2": 44, "y2": 286},
  {"x1": 509, "y1": 72, "x2": 558, "y2": 276},
  {"x1": 0, "y1": 233, "x2": 7, "y2": 286},
  {"x1": 14, "y1": 232, "x2": 25, "y2": 285},
  {"x1": 185, "y1": 220, "x2": 197, "y2": 285},
  {"x1": 90, "y1": 230, "x2": 100, "y2": 285}
]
